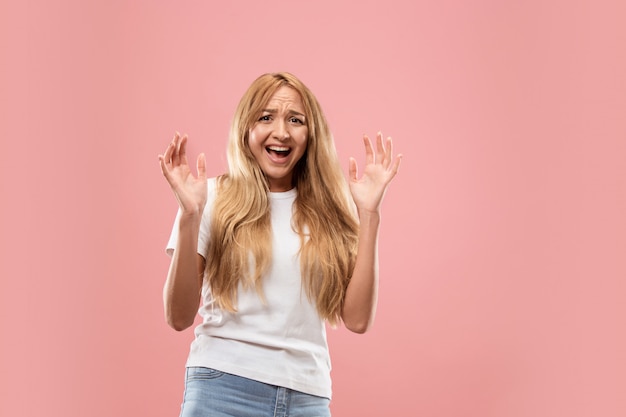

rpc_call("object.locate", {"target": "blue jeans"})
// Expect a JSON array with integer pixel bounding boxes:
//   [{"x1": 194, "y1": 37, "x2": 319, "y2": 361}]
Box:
[{"x1": 179, "y1": 367, "x2": 331, "y2": 417}]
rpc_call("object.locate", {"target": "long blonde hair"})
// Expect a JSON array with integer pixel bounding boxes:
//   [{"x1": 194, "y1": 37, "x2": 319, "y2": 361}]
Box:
[{"x1": 205, "y1": 72, "x2": 359, "y2": 324}]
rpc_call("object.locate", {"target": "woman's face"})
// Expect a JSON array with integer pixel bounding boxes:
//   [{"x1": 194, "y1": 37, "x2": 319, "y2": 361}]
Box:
[{"x1": 248, "y1": 86, "x2": 309, "y2": 192}]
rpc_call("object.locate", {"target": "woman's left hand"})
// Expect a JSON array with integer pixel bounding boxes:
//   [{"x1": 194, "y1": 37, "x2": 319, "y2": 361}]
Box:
[{"x1": 349, "y1": 132, "x2": 402, "y2": 215}]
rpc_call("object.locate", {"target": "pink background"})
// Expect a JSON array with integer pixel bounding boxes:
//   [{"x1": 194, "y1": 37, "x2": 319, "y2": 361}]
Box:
[{"x1": 1, "y1": 0, "x2": 625, "y2": 416}]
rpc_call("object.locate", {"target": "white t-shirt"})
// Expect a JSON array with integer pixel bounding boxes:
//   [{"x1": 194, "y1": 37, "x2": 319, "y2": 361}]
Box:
[{"x1": 166, "y1": 178, "x2": 332, "y2": 399}]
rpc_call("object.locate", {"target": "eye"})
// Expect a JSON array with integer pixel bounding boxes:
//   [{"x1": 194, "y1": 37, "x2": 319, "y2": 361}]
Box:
[
  {"x1": 289, "y1": 116, "x2": 304, "y2": 124},
  {"x1": 259, "y1": 114, "x2": 271, "y2": 122}
]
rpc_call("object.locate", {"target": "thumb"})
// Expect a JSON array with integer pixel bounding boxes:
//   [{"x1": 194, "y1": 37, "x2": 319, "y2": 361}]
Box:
[
  {"x1": 348, "y1": 157, "x2": 358, "y2": 182},
  {"x1": 197, "y1": 153, "x2": 207, "y2": 179}
]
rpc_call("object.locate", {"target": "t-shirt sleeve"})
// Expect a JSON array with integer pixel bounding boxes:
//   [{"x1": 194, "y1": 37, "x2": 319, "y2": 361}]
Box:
[{"x1": 165, "y1": 178, "x2": 217, "y2": 258}]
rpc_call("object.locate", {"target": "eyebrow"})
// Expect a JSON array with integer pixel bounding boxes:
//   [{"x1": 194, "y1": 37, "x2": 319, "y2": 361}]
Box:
[{"x1": 261, "y1": 108, "x2": 306, "y2": 118}]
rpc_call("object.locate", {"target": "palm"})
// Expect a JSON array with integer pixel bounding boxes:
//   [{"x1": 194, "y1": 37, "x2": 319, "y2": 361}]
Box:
[
  {"x1": 158, "y1": 133, "x2": 207, "y2": 214},
  {"x1": 349, "y1": 133, "x2": 402, "y2": 215}
]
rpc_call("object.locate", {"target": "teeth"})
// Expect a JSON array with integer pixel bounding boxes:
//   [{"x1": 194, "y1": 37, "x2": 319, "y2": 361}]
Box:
[{"x1": 267, "y1": 146, "x2": 289, "y2": 152}]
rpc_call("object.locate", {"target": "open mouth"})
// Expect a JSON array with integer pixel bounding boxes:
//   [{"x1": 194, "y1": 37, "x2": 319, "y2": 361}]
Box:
[{"x1": 266, "y1": 145, "x2": 292, "y2": 158}]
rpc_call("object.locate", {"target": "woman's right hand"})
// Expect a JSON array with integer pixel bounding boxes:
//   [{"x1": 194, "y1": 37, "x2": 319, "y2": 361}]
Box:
[{"x1": 158, "y1": 132, "x2": 207, "y2": 215}]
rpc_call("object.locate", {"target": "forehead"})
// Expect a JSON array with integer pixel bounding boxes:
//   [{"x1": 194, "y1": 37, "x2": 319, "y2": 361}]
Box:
[{"x1": 264, "y1": 86, "x2": 304, "y2": 110}]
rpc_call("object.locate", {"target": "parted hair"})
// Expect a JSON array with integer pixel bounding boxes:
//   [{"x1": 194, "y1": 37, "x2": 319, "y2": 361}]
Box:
[{"x1": 205, "y1": 72, "x2": 359, "y2": 324}]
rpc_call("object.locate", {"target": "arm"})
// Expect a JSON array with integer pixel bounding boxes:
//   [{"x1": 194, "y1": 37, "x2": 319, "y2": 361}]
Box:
[
  {"x1": 341, "y1": 132, "x2": 402, "y2": 333},
  {"x1": 158, "y1": 133, "x2": 208, "y2": 331},
  {"x1": 163, "y1": 220, "x2": 206, "y2": 331}
]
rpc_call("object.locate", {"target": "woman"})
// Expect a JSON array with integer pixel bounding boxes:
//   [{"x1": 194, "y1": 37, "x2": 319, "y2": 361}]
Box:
[{"x1": 159, "y1": 72, "x2": 401, "y2": 417}]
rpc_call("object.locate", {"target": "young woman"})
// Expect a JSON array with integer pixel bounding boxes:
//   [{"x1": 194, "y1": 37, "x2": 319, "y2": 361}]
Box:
[{"x1": 159, "y1": 72, "x2": 401, "y2": 417}]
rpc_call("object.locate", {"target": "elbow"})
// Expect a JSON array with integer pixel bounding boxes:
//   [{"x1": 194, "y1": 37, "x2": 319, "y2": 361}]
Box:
[
  {"x1": 165, "y1": 312, "x2": 194, "y2": 332},
  {"x1": 168, "y1": 320, "x2": 192, "y2": 332},
  {"x1": 342, "y1": 307, "x2": 376, "y2": 334},
  {"x1": 163, "y1": 292, "x2": 199, "y2": 331},
  {"x1": 344, "y1": 319, "x2": 373, "y2": 334},
  {"x1": 346, "y1": 324, "x2": 369, "y2": 334}
]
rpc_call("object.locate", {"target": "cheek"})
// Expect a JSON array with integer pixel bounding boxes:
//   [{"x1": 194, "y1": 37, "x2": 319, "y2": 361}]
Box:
[
  {"x1": 300, "y1": 132, "x2": 309, "y2": 152},
  {"x1": 297, "y1": 128, "x2": 309, "y2": 146},
  {"x1": 245, "y1": 132, "x2": 262, "y2": 164},
  {"x1": 247, "y1": 129, "x2": 261, "y2": 150},
  {"x1": 248, "y1": 125, "x2": 270, "y2": 146}
]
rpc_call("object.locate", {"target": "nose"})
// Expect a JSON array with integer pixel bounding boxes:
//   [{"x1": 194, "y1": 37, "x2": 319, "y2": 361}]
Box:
[{"x1": 273, "y1": 119, "x2": 290, "y2": 141}]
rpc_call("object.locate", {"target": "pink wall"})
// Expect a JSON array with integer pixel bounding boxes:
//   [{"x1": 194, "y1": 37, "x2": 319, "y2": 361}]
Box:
[{"x1": 1, "y1": 1, "x2": 625, "y2": 416}]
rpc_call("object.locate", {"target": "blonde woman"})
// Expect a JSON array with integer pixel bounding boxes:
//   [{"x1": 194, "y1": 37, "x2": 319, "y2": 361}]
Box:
[{"x1": 159, "y1": 72, "x2": 401, "y2": 417}]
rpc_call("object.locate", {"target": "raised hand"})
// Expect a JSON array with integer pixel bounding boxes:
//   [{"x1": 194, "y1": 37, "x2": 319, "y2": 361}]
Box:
[
  {"x1": 158, "y1": 132, "x2": 207, "y2": 215},
  {"x1": 348, "y1": 132, "x2": 402, "y2": 216}
]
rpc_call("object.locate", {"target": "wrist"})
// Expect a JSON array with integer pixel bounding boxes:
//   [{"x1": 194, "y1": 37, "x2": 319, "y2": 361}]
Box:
[
  {"x1": 178, "y1": 210, "x2": 202, "y2": 226},
  {"x1": 358, "y1": 210, "x2": 381, "y2": 225}
]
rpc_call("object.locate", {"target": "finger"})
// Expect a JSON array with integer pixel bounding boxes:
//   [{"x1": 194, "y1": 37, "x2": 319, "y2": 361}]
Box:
[
  {"x1": 383, "y1": 136, "x2": 393, "y2": 169},
  {"x1": 349, "y1": 157, "x2": 358, "y2": 182},
  {"x1": 363, "y1": 134, "x2": 374, "y2": 165},
  {"x1": 388, "y1": 154, "x2": 403, "y2": 178},
  {"x1": 376, "y1": 131, "x2": 385, "y2": 164},
  {"x1": 197, "y1": 152, "x2": 207, "y2": 179},
  {"x1": 158, "y1": 154, "x2": 171, "y2": 179},
  {"x1": 171, "y1": 132, "x2": 181, "y2": 166},
  {"x1": 162, "y1": 140, "x2": 175, "y2": 165},
  {"x1": 179, "y1": 134, "x2": 189, "y2": 167}
]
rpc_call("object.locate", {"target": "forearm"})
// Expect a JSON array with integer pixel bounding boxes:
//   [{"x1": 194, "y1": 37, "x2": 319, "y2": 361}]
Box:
[
  {"x1": 163, "y1": 213, "x2": 204, "y2": 331},
  {"x1": 341, "y1": 211, "x2": 381, "y2": 333}
]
